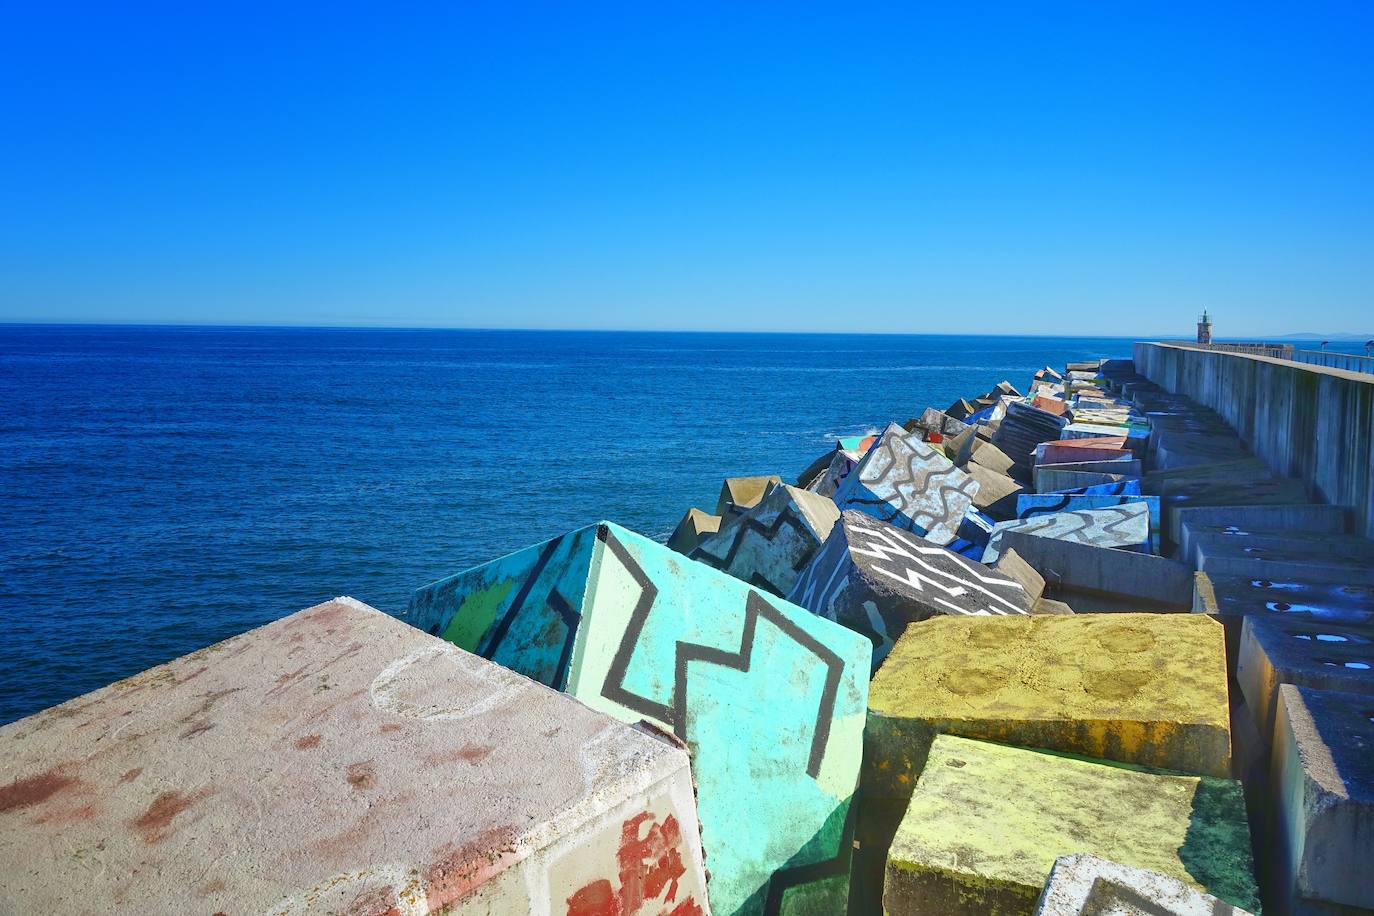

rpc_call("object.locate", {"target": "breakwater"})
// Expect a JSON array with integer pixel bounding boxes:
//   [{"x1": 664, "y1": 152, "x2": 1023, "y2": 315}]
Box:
[{"x1": 2, "y1": 349, "x2": 1370, "y2": 915}]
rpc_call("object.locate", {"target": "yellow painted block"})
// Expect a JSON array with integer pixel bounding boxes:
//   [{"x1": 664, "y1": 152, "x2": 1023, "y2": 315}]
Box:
[{"x1": 865, "y1": 613, "x2": 1231, "y2": 797}]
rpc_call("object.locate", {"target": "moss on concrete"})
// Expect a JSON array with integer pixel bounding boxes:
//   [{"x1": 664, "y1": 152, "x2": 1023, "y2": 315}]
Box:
[
  {"x1": 882, "y1": 735, "x2": 1259, "y2": 915},
  {"x1": 865, "y1": 613, "x2": 1231, "y2": 795}
]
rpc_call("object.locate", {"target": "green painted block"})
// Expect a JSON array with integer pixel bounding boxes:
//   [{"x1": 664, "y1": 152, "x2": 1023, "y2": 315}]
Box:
[{"x1": 883, "y1": 736, "x2": 1260, "y2": 915}]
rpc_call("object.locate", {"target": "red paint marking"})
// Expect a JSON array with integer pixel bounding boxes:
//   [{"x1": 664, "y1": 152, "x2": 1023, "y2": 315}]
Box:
[
  {"x1": 130, "y1": 788, "x2": 214, "y2": 844},
  {"x1": 118, "y1": 768, "x2": 143, "y2": 784},
  {"x1": 423, "y1": 825, "x2": 519, "y2": 910},
  {"x1": 345, "y1": 761, "x2": 377, "y2": 790},
  {"x1": 567, "y1": 879, "x2": 619, "y2": 916},
  {"x1": 567, "y1": 810, "x2": 699, "y2": 916},
  {"x1": 424, "y1": 743, "x2": 495, "y2": 767},
  {"x1": 0, "y1": 768, "x2": 77, "y2": 813},
  {"x1": 295, "y1": 734, "x2": 323, "y2": 750},
  {"x1": 379, "y1": 724, "x2": 403, "y2": 734}
]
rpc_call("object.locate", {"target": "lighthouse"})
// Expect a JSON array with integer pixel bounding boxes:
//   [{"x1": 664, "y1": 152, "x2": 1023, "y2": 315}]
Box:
[{"x1": 1197, "y1": 309, "x2": 1213, "y2": 345}]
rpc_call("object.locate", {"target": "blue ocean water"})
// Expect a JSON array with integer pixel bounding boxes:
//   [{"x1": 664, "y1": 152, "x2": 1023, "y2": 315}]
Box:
[{"x1": 0, "y1": 326, "x2": 1132, "y2": 724}]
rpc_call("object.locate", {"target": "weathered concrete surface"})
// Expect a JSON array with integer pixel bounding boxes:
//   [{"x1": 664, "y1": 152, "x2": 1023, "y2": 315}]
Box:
[
  {"x1": 994, "y1": 530, "x2": 1193, "y2": 610},
  {"x1": 833, "y1": 422, "x2": 980, "y2": 546},
  {"x1": 1032, "y1": 597, "x2": 1076, "y2": 615},
  {"x1": 410, "y1": 522, "x2": 871, "y2": 915},
  {"x1": 1194, "y1": 530, "x2": 1374, "y2": 585},
  {"x1": 690, "y1": 483, "x2": 839, "y2": 598},
  {"x1": 715, "y1": 475, "x2": 783, "y2": 521},
  {"x1": 1034, "y1": 468, "x2": 1130, "y2": 493},
  {"x1": 668, "y1": 506, "x2": 723, "y2": 555},
  {"x1": 982, "y1": 502, "x2": 1150, "y2": 565},
  {"x1": 1037, "y1": 443, "x2": 1133, "y2": 466},
  {"x1": 1236, "y1": 615, "x2": 1374, "y2": 744},
  {"x1": 1134, "y1": 342, "x2": 1374, "y2": 541},
  {"x1": 1271, "y1": 685, "x2": 1374, "y2": 911},
  {"x1": 786, "y1": 510, "x2": 1028, "y2": 672},
  {"x1": 993, "y1": 547, "x2": 1046, "y2": 604},
  {"x1": 967, "y1": 461, "x2": 1025, "y2": 520},
  {"x1": 993, "y1": 400, "x2": 1070, "y2": 470},
  {"x1": 0, "y1": 599, "x2": 710, "y2": 916},
  {"x1": 866, "y1": 614, "x2": 1232, "y2": 798},
  {"x1": 969, "y1": 439, "x2": 1018, "y2": 476},
  {"x1": 882, "y1": 736, "x2": 1259, "y2": 915},
  {"x1": 1194, "y1": 573, "x2": 1374, "y2": 629},
  {"x1": 1033, "y1": 458, "x2": 1143, "y2": 491},
  {"x1": 803, "y1": 448, "x2": 862, "y2": 498},
  {"x1": 1034, "y1": 853, "x2": 1255, "y2": 915},
  {"x1": 1175, "y1": 503, "x2": 1347, "y2": 568}
]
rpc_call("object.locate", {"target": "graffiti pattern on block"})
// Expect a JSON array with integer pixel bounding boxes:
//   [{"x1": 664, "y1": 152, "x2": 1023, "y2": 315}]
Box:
[
  {"x1": 571, "y1": 524, "x2": 869, "y2": 916},
  {"x1": 788, "y1": 510, "x2": 1030, "y2": 670},
  {"x1": 565, "y1": 810, "x2": 705, "y2": 916},
  {"x1": 1047, "y1": 478, "x2": 1144, "y2": 497},
  {"x1": 407, "y1": 526, "x2": 598, "y2": 689},
  {"x1": 833, "y1": 423, "x2": 979, "y2": 545},
  {"x1": 982, "y1": 502, "x2": 1150, "y2": 564},
  {"x1": 806, "y1": 449, "x2": 862, "y2": 498},
  {"x1": 690, "y1": 484, "x2": 840, "y2": 598},
  {"x1": 1015, "y1": 493, "x2": 1160, "y2": 554}
]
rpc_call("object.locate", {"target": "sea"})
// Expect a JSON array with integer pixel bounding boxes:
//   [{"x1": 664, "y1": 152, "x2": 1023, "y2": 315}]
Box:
[{"x1": 0, "y1": 325, "x2": 1134, "y2": 725}]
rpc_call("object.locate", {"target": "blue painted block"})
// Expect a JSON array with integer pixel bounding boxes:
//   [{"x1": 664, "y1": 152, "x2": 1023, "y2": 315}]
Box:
[
  {"x1": 1048, "y1": 479, "x2": 1143, "y2": 498},
  {"x1": 1016, "y1": 494, "x2": 1161, "y2": 554}
]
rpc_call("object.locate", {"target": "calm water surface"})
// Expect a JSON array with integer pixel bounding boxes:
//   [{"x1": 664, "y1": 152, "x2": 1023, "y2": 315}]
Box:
[{"x1": 0, "y1": 326, "x2": 1132, "y2": 723}]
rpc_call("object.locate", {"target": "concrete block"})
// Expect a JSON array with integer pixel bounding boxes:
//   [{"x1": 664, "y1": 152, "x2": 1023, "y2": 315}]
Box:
[
  {"x1": 1194, "y1": 531, "x2": 1374, "y2": 585},
  {"x1": 1176, "y1": 503, "x2": 1347, "y2": 566},
  {"x1": 836, "y1": 433, "x2": 878, "y2": 453},
  {"x1": 1039, "y1": 433, "x2": 1129, "y2": 452},
  {"x1": 969, "y1": 438, "x2": 1017, "y2": 476},
  {"x1": 1236, "y1": 615, "x2": 1374, "y2": 744},
  {"x1": 1063, "y1": 420, "x2": 1151, "y2": 444},
  {"x1": 994, "y1": 530, "x2": 1194, "y2": 609},
  {"x1": 1034, "y1": 853, "x2": 1255, "y2": 915},
  {"x1": 690, "y1": 483, "x2": 839, "y2": 598},
  {"x1": 908, "y1": 406, "x2": 969, "y2": 439},
  {"x1": 1034, "y1": 458, "x2": 1143, "y2": 491},
  {"x1": 410, "y1": 521, "x2": 871, "y2": 914},
  {"x1": 1050, "y1": 478, "x2": 1143, "y2": 497},
  {"x1": 1032, "y1": 597, "x2": 1076, "y2": 615},
  {"x1": 966, "y1": 462, "x2": 1025, "y2": 521},
  {"x1": 716, "y1": 474, "x2": 782, "y2": 520},
  {"x1": 1036, "y1": 444, "x2": 1132, "y2": 466},
  {"x1": 881, "y1": 736, "x2": 1258, "y2": 915},
  {"x1": 992, "y1": 400, "x2": 1070, "y2": 468},
  {"x1": 982, "y1": 502, "x2": 1151, "y2": 565},
  {"x1": 803, "y1": 448, "x2": 862, "y2": 498},
  {"x1": 1198, "y1": 573, "x2": 1374, "y2": 629},
  {"x1": 866, "y1": 613, "x2": 1232, "y2": 798},
  {"x1": 833, "y1": 422, "x2": 980, "y2": 546},
  {"x1": 1272, "y1": 685, "x2": 1374, "y2": 911},
  {"x1": 993, "y1": 547, "x2": 1045, "y2": 604},
  {"x1": 946, "y1": 397, "x2": 975, "y2": 420},
  {"x1": 667, "y1": 506, "x2": 722, "y2": 555},
  {"x1": 1016, "y1": 493, "x2": 1160, "y2": 554},
  {"x1": 945, "y1": 422, "x2": 982, "y2": 466},
  {"x1": 787, "y1": 510, "x2": 1029, "y2": 672},
  {"x1": 1031, "y1": 395, "x2": 1068, "y2": 416},
  {"x1": 1035, "y1": 469, "x2": 1131, "y2": 493},
  {"x1": 0, "y1": 599, "x2": 710, "y2": 916},
  {"x1": 1161, "y1": 479, "x2": 1313, "y2": 543}
]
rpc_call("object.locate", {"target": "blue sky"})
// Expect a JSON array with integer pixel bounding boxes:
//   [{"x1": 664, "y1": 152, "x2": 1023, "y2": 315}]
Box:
[{"x1": 2, "y1": 3, "x2": 1371, "y2": 335}]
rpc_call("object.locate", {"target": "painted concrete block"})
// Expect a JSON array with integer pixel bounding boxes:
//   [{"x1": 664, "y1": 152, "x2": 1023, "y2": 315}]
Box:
[
  {"x1": 1188, "y1": 528, "x2": 1374, "y2": 580},
  {"x1": 992, "y1": 400, "x2": 1069, "y2": 467},
  {"x1": 1034, "y1": 853, "x2": 1255, "y2": 915},
  {"x1": 1050, "y1": 478, "x2": 1143, "y2": 497},
  {"x1": 1194, "y1": 531, "x2": 1374, "y2": 585},
  {"x1": 865, "y1": 613, "x2": 1232, "y2": 800},
  {"x1": 946, "y1": 397, "x2": 975, "y2": 420},
  {"x1": 836, "y1": 434, "x2": 878, "y2": 453},
  {"x1": 908, "y1": 406, "x2": 969, "y2": 439},
  {"x1": 1036, "y1": 443, "x2": 1132, "y2": 466},
  {"x1": 832, "y1": 422, "x2": 980, "y2": 546},
  {"x1": 668, "y1": 506, "x2": 722, "y2": 555},
  {"x1": 410, "y1": 523, "x2": 871, "y2": 916},
  {"x1": 1035, "y1": 469, "x2": 1131, "y2": 493},
  {"x1": 1016, "y1": 493, "x2": 1160, "y2": 553},
  {"x1": 690, "y1": 483, "x2": 840, "y2": 598},
  {"x1": 882, "y1": 736, "x2": 1259, "y2": 915},
  {"x1": 715, "y1": 475, "x2": 782, "y2": 521},
  {"x1": 1039, "y1": 434, "x2": 1129, "y2": 453},
  {"x1": 994, "y1": 530, "x2": 1193, "y2": 610},
  {"x1": 0, "y1": 599, "x2": 710, "y2": 916},
  {"x1": 1272, "y1": 685, "x2": 1374, "y2": 911},
  {"x1": 1063, "y1": 421, "x2": 1151, "y2": 448},
  {"x1": 1236, "y1": 615, "x2": 1374, "y2": 743},
  {"x1": 786, "y1": 510, "x2": 1029, "y2": 672},
  {"x1": 1031, "y1": 395, "x2": 1068, "y2": 416},
  {"x1": 803, "y1": 448, "x2": 862, "y2": 498},
  {"x1": 982, "y1": 502, "x2": 1151, "y2": 565},
  {"x1": 1175, "y1": 503, "x2": 1347, "y2": 569},
  {"x1": 1034, "y1": 459, "x2": 1143, "y2": 491},
  {"x1": 1196, "y1": 574, "x2": 1374, "y2": 629}
]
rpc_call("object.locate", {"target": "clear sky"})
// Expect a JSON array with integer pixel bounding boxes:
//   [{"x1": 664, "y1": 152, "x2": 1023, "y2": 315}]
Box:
[{"x1": 2, "y1": 3, "x2": 1371, "y2": 335}]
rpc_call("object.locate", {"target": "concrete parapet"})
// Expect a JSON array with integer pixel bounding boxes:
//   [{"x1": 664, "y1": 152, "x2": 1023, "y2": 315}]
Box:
[
  {"x1": 865, "y1": 613, "x2": 1232, "y2": 795},
  {"x1": 409, "y1": 522, "x2": 871, "y2": 915},
  {"x1": 1133, "y1": 342, "x2": 1374, "y2": 542},
  {"x1": 1271, "y1": 684, "x2": 1374, "y2": 912},
  {"x1": 881, "y1": 736, "x2": 1259, "y2": 915},
  {"x1": 1034, "y1": 853, "x2": 1255, "y2": 915},
  {"x1": 982, "y1": 502, "x2": 1150, "y2": 565},
  {"x1": 690, "y1": 483, "x2": 839, "y2": 598},
  {"x1": 0, "y1": 598, "x2": 710, "y2": 916},
  {"x1": 993, "y1": 529, "x2": 1193, "y2": 609},
  {"x1": 668, "y1": 506, "x2": 723, "y2": 554},
  {"x1": 786, "y1": 510, "x2": 1029, "y2": 672},
  {"x1": 833, "y1": 422, "x2": 979, "y2": 545},
  {"x1": 1236, "y1": 614, "x2": 1374, "y2": 745}
]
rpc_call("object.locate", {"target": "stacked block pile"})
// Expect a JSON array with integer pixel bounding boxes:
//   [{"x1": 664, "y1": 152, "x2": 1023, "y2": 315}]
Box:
[{"x1": 4, "y1": 355, "x2": 1371, "y2": 914}]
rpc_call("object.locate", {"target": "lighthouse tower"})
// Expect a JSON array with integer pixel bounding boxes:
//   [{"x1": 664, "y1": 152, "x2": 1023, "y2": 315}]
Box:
[{"x1": 1197, "y1": 309, "x2": 1213, "y2": 345}]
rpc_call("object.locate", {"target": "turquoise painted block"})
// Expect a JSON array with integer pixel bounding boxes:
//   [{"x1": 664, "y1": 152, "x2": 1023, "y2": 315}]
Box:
[
  {"x1": 409, "y1": 521, "x2": 871, "y2": 916},
  {"x1": 1016, "y1": 494, "x2": 1161, "y2": 554}
]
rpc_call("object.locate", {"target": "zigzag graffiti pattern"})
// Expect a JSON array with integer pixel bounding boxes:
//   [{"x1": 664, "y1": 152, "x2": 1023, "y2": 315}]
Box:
[
  {"x1": 595, "y1": 525, "x2": 849, "y2": 915},
  {"x1": 837, "y1": 425, "x2": 977, "y2": 545},
  {"x1": 983, "y1": 502, "x2": 1150, "y2": 564},
  {"x1": 688, "y1": 503, "x2": 818, "y2": 596}
]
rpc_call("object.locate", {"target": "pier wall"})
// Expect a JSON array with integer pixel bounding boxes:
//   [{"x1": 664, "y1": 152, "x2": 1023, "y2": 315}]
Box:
[{"x1": 1134, "y1": 342, "x2": 1374, "y2": 539}]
